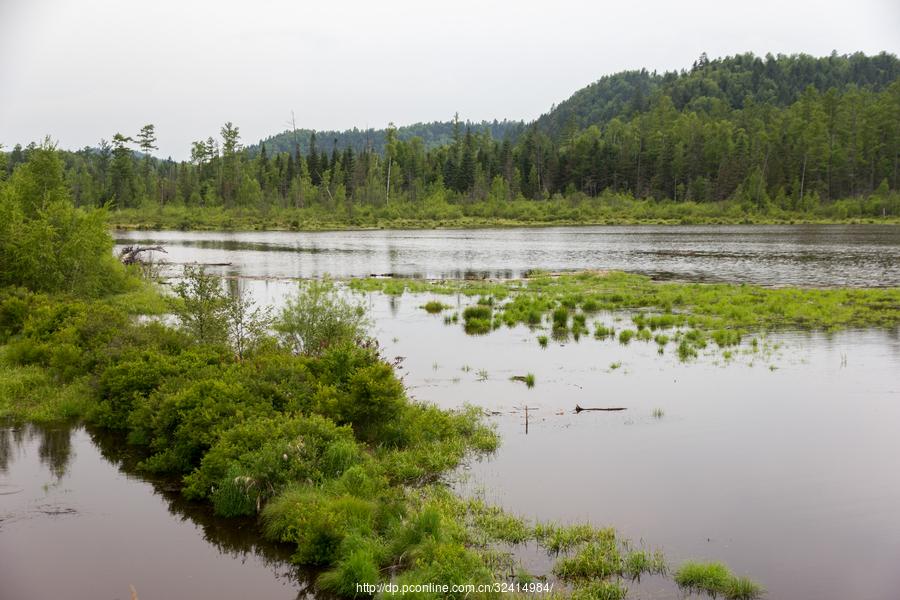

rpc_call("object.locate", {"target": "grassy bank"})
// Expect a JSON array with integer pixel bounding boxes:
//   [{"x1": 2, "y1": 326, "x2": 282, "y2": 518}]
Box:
[
  {"x1": 351, "y1": 271, "x2": 900, "y2": 360},
  {"x1": 107, "y1": 199, "x2": 900, "y2": 232}
]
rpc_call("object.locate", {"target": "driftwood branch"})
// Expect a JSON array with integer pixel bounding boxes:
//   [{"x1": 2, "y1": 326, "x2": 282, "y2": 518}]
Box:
[
  {"x1": 574, "y1": 404, "x2": 627, "y2": 413},
  {"x1": 118, "y1": 245, "x2": 167, "y2": 265}
]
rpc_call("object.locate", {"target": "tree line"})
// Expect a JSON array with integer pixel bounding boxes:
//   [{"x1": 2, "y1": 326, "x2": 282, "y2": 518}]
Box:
[{"x1": 1, "y1": 53, "x2": 898, "y2": 217}]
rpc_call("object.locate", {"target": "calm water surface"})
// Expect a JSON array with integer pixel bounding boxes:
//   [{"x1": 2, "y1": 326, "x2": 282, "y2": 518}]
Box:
[
  {"x1": 115, "y1": 224, "x2": 900, "y2": 287},
  {"x1": 0, "y1": 425, "x2": 317, "y2": 600}
]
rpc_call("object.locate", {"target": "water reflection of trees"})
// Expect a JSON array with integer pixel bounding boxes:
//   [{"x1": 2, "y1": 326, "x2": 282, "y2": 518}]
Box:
[
  {"x1": 0, "y1": 423, "x2": 74, "y2": 479},
  {"x1": 87, "y1": 426, "x2": 325, "y2": 600}
]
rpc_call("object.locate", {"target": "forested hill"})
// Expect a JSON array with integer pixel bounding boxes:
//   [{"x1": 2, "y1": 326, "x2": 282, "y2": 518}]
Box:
[
  {"x1": 534, "y1": 52, "x2": 900, "y2": 140},
  {"x1": 252, "y1": 120, "x2": 526, "y2": 156},
  {"x1": 3, "y1": 51, "x2": 899, "y2": 226}
]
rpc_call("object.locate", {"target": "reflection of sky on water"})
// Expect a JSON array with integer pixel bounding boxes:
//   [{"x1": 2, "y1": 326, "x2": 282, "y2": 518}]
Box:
[{"x1": 117, "y1": 224, "x2": 900, "y2": 287}]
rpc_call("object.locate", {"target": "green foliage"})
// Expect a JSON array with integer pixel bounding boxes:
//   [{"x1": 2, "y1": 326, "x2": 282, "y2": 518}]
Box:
[
  {"x1": 571, "y1": 581, "x2": 628, "y2": 600},
  {"x1": 276, "y1": 279, "x2": 370, "y2": 356},
  {"x1": 462, "y1": 305, "x2": 493, "y2": 335},
  {"x1": 552, "y1": 307, "x2": 569, "y2": 330},
  {"x1": 422, "y1": 300, "x2": 449, "y2": 313},
  {"x1": 172, "y1": 265, "x2": 229, "y2": 346},
  {"x1": 0, "y1": 141, "x2": 128, "y2": 297},
  {"x1": 356, "y1": 271, "x2": 900, "y2": 366},
  {"x1": 674, "y1": 561, "x2": 763, "y2": 599},
  {"x1": 553, "y1": 539, "x2": 622, "y2": 580},
  {"x1": 182, "y1": 414, "x2": 360, "y2": 508}
]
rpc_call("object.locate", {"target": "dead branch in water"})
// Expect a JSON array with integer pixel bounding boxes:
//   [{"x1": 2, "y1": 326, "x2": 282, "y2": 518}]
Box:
[
  {"x1": 574, "y1": 404, "x2": 627, "y2": 413},
  {"x1": 118, "y1": 245, "x2": 166, "y2": 265}
]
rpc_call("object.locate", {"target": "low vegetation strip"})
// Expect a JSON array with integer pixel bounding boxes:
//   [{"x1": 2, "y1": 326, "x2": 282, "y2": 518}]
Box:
[
  {"x1": 353, "y1": 271, "x2": 900, "y2": 360},
  {"x1": 107, "y1": 200, "x2": 900, "y2": 232}
]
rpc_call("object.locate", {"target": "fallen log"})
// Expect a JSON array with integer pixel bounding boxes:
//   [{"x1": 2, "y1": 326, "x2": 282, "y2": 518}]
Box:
[{"x1": 574, "y1": 404, "x2": 627, "y2": 413}]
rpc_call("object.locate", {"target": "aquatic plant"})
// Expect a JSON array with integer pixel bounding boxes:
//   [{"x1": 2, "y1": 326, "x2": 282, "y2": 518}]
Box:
[
  {"x1": 511, "y1": 373, "x2": 536, "y2": 388},
  {"x1": 534, "y1": 522, "x2": 601, "y2": 555},
  {"x1": 537, "y1": 335, "x2": 549, "y2": 348},
  {"x1": 674, "y1": 561, "x2": 763, "y2": 599},
  {"x1": 624, "y1": 549, "x2": 667, "y2": 580},
  {"x1": 553, "y1": 307, "x2": 569, "y2": 330},
  {"x1": 711, "y1": 328, "x2": 742, "y2": 347},
  {"x1": 677, "y1": 340, "x2": 698, "y2": 361},
  {"x1": 571, "y1": 581, "x2": 628, "y2": 600},
  {"x1": 618, "y1": 329, "x2": 635, "y2": 345},
  {"x1": 352, "y1": 271, "x2": 900, "y2": 343},
  {"x1": 462, "y1": 305, "x2": 492, "y2": 321},
  {"x1": 464, "y1": 318, "x2": 491, "y2": 335},
  {"x1": 423, "y1": 300, "x2": 449, "y2": 314},
  {"x1": 651, "y1": 408, "x2": 665, "y2": 419},
  {"x1": 594, "y1": 324, "x2": 614, "y2": 339},
  {"x1": 462, "y1": 305, "x2": 492, "y2": 335}
]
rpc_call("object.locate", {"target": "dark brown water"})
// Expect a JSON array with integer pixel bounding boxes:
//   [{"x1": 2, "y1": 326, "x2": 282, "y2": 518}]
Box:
[
  {"x1": 0, "y1": 424, "x2": 316, "y2": 600},
  {"x1": 116, "y1": 224, "x2": 900, "y2": 287}
]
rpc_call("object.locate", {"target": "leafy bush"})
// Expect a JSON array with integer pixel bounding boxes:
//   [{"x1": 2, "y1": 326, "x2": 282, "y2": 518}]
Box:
[
  {"x1": 276, "y1": 279, "x2": 369, "y2": 356},
  {"x1": 183, "y1": 414, "x2": 360, "y2": 510},
  {"x1": 0, "y1": 141, "x2": 128, "y2": 297}
]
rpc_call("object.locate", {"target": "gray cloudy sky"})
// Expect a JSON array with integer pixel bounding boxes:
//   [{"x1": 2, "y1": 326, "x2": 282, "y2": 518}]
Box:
[{"x1": 2, "y1": 0, "x2": 899, "y2": 160}]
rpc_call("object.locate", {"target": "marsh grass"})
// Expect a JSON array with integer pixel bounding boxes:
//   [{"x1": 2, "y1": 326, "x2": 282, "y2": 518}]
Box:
[
  {"x1": 534, "y1": 523, "x2": 601, "y2": 554},
  {"x1": 537, "y1": 335, "x2": 549, "y2": 348},
  {"x1": 677, "y1": 340, "x2": 698, "y2": 361},
  {"x1": 651, "y1": 408, "x2": 665, "y2": 419},
  {"x1": 0, "y1": 363, "x2": 92, "y2": 422},
  {"x1": 674, "y1": 561, "x2": 763, "y2": 600},
  {"x1": 571, "y1": 581, "x2": 628, "y2": 600},
  {"x1": 511, "y1": 373, "x2": 536, "y2": 388},
  {"x1": 594, "y1": 324, "x2": 614, "y2": 340},
  {"x1": 423, "y1": 300, "x2": 449, "y2": 314},
  {"x1": 618, "y1": 330, "x2": 635, "y2": 345},
  {"x1": 353, "y1": 272, "x2": 900, "y2": 363},
  {"x1": 552, "y1": 307, "x2": 569, "y2": 331},
  {"x1": 463, "y1": 305, "x2": 493, "y2": 335}
]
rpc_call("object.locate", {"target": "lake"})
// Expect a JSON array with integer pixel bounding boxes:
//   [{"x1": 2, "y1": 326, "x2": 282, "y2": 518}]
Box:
[
  {"x1": 3, "y1": 225, "x2": 899, "y2": 599},
  {"x1": 115, "y1": 224, "x2": 900, "y2": 287}
]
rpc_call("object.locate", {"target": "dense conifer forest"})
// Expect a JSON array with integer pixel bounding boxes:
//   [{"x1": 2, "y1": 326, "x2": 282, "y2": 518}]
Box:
[{"x1": 3, "y1": 52, "x2": 898, "y2": 226}]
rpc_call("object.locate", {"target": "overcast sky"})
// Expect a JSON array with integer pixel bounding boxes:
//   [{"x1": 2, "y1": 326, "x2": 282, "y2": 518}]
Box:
[{"x1": 2, "y1": 0, "x2": 899, "y2": 160}]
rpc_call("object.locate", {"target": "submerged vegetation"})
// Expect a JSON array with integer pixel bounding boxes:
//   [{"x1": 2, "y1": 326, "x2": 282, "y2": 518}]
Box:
[{"x1": 351, "y1": 270, "x2": 900, "y2": 361}]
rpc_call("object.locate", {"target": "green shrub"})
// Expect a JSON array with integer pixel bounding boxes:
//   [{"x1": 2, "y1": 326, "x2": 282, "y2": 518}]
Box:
[
  {"x1": 276, "y1": 279, "x2": 370, "y2": 356},
  {"x1": 183, "y1": 413, "x2": 359, "y2": 505}
]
